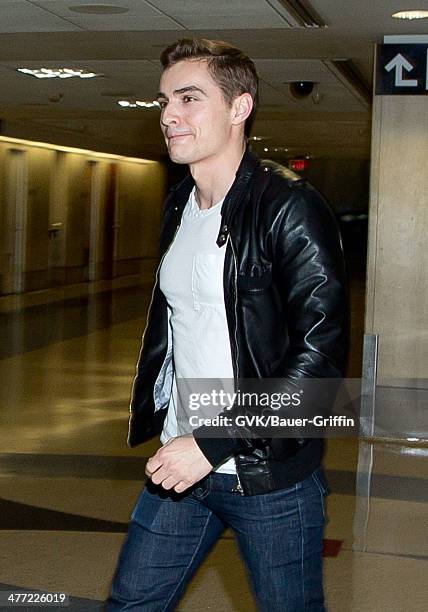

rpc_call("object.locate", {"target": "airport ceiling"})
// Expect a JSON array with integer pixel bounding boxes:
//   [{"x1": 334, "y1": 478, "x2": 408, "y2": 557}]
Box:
[{"x1": 0, "y1": 1, "x2": 426, "y2": 161}]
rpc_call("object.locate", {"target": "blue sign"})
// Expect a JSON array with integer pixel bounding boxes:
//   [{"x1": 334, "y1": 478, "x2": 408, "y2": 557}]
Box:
[{"x1": 376, "y1": 44, "x2": 428, "y2": 95}]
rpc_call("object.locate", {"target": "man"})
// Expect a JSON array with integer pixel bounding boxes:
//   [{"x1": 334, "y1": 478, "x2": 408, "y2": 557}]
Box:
[{"x1": 108, "y1": 38, "x2": 348, "y2": 611}]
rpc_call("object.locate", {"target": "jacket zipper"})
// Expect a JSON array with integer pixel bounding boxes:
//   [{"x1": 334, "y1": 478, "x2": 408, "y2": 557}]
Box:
[
  {"x1": 228, "y1": 233, "x2": 244, "y2": 495},
  {"x1": 127, "y1": 219, "x2": 181, "y2": 444}
]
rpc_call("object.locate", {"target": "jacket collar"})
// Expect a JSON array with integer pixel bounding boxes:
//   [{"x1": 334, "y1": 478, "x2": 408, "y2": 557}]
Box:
[
  {"x1": 236, "y1": 146, "x2": 260, "y2": 179},
  {"x1": 170, "y1": 146, "x2": 261, "y2": 212}
]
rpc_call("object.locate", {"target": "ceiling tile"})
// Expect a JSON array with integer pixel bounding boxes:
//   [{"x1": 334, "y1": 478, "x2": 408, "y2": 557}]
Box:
[
  {"x1": 0, "y1": 0, "x2": 82, "y2": 32},
  {"x1": 311, "y1": 0, "x2": 428, "y2": 35},
  {"x1": 31, "y1": 0, "x2": 184, "y2": 31},
  {"x1": 255, "y1": 59, "x2": 336, "y2": 84},
  {"x1": 149, "y1": 0, "x2": 293, "y2": 29}
]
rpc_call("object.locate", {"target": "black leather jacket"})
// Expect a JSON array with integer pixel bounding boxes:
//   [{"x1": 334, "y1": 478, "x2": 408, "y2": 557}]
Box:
[{"x1": 127, "y1": 148, "x2": 349, "y2": 495}]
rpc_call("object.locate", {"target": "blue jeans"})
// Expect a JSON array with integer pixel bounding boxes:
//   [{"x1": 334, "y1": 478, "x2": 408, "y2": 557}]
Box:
[{"x1": 107, "y1": 466, "x2": 329, "y2": 611}]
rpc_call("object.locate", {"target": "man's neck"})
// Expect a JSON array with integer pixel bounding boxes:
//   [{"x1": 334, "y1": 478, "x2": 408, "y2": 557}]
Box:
[{"x1": 190, "y1": 142, "x2": 246, "y2": 210}]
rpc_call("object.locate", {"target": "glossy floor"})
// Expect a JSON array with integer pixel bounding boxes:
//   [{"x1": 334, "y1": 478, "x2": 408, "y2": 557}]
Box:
[{"x1": 0, "y1": 276, "x2": 426, "y2": 611}]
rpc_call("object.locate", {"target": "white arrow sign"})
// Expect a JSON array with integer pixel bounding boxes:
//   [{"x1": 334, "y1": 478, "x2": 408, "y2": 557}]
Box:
[{"x1": 385, "y1": 53, "x2": 418, "y2": 87}]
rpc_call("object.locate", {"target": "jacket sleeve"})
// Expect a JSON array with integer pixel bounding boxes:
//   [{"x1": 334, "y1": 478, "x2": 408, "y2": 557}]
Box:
[
  {"x1": 193, "y1": 180, "x2": 349, "y2": 467},
  {"x1": 270, "y1": 181, "x2": 349, "y2": 379}
]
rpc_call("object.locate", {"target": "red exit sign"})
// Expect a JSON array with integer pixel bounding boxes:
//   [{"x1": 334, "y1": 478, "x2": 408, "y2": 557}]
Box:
[{"x1": 289, "y1": 159, "x2": 309, "y2": 172}]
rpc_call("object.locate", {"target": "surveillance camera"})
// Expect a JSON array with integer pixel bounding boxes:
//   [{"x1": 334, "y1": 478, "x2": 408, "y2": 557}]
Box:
[{"x1": 289, "y1": 81, "x2": 315, "y2": 99}]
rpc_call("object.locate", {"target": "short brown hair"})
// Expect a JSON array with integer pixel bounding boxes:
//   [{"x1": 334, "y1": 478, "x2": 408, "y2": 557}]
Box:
[{"x1": 160, "y1": 38, "x2": 258, "y2": 137}]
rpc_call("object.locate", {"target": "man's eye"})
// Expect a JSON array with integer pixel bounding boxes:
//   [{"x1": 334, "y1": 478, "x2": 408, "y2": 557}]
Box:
[
  {"x1": 158, "y1": 100, "x2": 167, "y2": 109},
  {"x1": 183, "y1": 95, "x2": 196, "y2": 103}
]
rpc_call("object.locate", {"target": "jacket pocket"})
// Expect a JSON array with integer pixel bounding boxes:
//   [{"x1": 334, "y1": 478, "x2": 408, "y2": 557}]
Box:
[{"x1": 237, "y1": 267, "x2": 272, "y2": 293}]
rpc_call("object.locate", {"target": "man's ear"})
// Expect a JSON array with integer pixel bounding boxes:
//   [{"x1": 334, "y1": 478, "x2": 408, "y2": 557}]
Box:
[{"x1": 231, "y1": 93, "x2": 253, "y2": 127}]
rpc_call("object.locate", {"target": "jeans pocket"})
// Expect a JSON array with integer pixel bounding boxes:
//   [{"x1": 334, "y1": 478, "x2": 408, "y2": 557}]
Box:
[{"x1": 311, "y1": 467, "x2": 329, "y2": 520}]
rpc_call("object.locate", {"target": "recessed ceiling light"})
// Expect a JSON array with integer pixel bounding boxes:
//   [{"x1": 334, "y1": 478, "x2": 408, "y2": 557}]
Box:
[
  {"x1": 17, "y1": 68, "x2": 102, "y2": 79},
  {"x1": 68, "y1": 4, "x2": 130, "y2": 14},
  {"x1": 392, "y1": 10, "x2": 428, "y2": 20},
  {"x1": 117, "y1": 100, "x2": 160, "y2": 108}
]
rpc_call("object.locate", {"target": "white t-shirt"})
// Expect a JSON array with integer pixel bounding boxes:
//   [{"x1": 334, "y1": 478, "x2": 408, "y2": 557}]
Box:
[{"x1": 159, "y1": 187, "x2": 236, "y2": 474}]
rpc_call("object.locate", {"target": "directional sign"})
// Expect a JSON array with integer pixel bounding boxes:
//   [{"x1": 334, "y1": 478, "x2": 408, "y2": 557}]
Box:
[{"x1": 376, "y1": 44, "x2": 428, "y2": 95}]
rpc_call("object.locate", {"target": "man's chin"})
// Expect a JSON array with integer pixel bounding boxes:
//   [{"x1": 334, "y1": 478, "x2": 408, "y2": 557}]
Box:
[
  {"x1": 167, "y1": 150, "x2": 194, "y2": 165},
  {"x1": 169, "y1": 155, "x2": 189, "y2": 165}
]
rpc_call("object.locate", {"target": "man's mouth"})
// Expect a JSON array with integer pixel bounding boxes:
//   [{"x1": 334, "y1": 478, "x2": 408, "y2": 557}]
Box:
[{"x1": 168, "y1": 132, "x2": 192, "y2": 141}]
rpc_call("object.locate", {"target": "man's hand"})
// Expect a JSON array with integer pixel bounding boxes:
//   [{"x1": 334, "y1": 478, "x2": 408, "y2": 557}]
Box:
[{"x1": 145, "y1": 434, "x2": 213, "y2": 493}]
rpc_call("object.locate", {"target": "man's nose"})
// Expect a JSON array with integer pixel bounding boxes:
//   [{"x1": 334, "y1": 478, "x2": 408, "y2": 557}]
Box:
[{"x1": 161, "y1": 103, "x2": 180, "y2": 127}]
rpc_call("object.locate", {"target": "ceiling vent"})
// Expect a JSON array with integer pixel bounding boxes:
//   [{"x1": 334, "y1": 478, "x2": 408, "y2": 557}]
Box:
[{"x1": 268, "y1": 0, "x2": 327, "y2": 28}]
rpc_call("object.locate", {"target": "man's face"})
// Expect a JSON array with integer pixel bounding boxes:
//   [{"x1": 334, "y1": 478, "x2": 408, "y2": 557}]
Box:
[{"x1": 157, "y1": 59, "x2": 235, "y2": 166}]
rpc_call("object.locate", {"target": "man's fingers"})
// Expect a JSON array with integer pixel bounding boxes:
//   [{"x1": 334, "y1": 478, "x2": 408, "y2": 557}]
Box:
[
  {"x1": 150, "y1": 467, "x2": 170, "y2": 485},
  {"x1": 145, "y1": 437, "x2": 212, "y2": 492},
  {"x1": 146, "y1": 462, "x2": 192, "y2": 492},
  {"x1": 161, "y1": 476, "x2": 180, "y2": 490},
  {"x1": 145, "y1": 455, "x2": 162, "y2": 476},
  {"x1": 174, "y1": 481, "x2": 190, "y2": 493}
]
